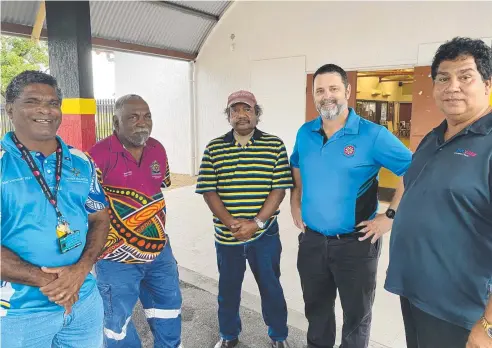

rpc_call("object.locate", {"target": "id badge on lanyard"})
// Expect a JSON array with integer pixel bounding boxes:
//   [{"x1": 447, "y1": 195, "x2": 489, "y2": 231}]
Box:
[
  {"x1": 12, "y1": 133, "x2": 83, "y2": 254},
  {"x1": 56, "y1": 219, "x2": 82, "y2": 254}
]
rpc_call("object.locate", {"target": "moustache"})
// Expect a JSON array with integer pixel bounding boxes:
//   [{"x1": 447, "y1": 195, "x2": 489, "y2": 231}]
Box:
[
  {"x1": 320, "y1": 99, "x2": 337, "y2": 107},
  {"x1": 235, "y1": 119, "x2": 250, "y2": 124}
]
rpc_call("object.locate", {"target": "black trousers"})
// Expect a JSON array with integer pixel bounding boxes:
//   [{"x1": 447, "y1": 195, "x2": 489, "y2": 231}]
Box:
[
  {"x1": 400, "y1": 297, "x2": 471, "y2": 348},
  {"x1": 297, "y1": 228, "x2": 381, "y2": 348}
]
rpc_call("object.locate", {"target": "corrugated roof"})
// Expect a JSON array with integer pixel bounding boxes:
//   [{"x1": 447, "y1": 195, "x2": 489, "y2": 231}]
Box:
[
  {"x1": 166, "y1": 1, "x2": 230, "y2": 17},
  {"x1": 1, "y1": 1, "x2": 39, "y2": 26},
  {"x1": 90, "y1": 1, "x2": 217, "y2": 55},
  {"x1": 0, "y1": 0, "x2": 231, "y2": 59}
]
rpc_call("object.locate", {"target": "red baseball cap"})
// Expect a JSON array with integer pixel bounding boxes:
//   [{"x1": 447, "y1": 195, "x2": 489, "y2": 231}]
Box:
[{"x1": 227, "y1": 90, "x2": 257, "y2": 108}]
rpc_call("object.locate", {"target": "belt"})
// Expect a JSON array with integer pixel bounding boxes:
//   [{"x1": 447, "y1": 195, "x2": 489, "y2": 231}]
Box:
[{"x1": 305, "y1": 226, "x2": 366, "y2": 240}]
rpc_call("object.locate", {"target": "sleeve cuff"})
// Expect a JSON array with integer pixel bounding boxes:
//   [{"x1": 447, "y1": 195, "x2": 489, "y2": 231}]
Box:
[{"x1": 195, "y1": 187, "x2": 217, "y2": 194}]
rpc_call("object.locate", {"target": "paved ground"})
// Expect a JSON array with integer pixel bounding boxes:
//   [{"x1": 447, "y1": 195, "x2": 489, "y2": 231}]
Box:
[
  {"x1": 165, "y1": 174, "x2": 197, "y2": 191},
  {"x1": 126, "y1": 182, "x2": 403, "y2": 347},
  {"x1": 133, "y1": 281, "x2": 308, "y2": 348},
  {"x1": 162, "y1": 185, "x2": 405, "y2": 348}
]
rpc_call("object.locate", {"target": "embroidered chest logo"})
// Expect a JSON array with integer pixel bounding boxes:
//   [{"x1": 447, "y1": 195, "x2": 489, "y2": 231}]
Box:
[
  {"x1": 150, "y1": 160, "x2": 161, "y2": 175},
  {"x1": 66, "y1": 167, "x2": 88, "y2": 183},
  {"x1": 72, "y1": 168, "x2": 81, "y2": 177},
  {"x1": 343, "y1": 145, "x2": 356, "y2": 157},
  {"x1": 454, "y1": 148, "x2": 477, "y2": 157}
]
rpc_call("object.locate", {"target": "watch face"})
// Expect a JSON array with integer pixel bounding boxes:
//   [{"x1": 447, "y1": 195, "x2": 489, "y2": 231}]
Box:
[
  {"x1": 487, "y1": 327, "x2": 492, "y2": 338},
  {"x1": 255, "y1": 218, "x2": 265, "y2": 229},
  {"x1": 386, "y1": 209, "x2": 396, "y2": 219}
]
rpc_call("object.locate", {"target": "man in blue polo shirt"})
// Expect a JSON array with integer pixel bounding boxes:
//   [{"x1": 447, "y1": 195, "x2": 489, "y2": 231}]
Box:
[
  {"x1": 385, "y1": 37, "x2": 492, "y2": 348},
  {"x1": 1, "y1": 71, "x2": 110, "y2": 348},
  {"x1": 291, "y1": 64, "x2": 412, "y2": 348}
]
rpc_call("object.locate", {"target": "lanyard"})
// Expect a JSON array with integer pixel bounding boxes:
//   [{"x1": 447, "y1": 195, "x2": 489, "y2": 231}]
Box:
[{"x1": 11, "y1": 133, "x2": 63, "y2": 219}]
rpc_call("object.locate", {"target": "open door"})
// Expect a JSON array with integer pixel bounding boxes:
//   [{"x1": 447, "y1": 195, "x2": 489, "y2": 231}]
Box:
[{"x1": 305, "y1": 71, "x2": 358, "y2": 122}]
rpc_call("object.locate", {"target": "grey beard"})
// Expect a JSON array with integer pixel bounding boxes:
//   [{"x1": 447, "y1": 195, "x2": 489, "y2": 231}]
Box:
[
  {"x1": 128, "y1": 131, "x2": 150, "y2": 146},
  {"x1": 318, "y1": 102, "x2": 347, "y2": 120}
]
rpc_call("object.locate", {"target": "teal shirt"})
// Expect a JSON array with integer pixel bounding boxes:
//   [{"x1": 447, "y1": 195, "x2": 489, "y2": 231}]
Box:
[{"x1": 1, "y1": 132, "x2": 108, "y2": 316}]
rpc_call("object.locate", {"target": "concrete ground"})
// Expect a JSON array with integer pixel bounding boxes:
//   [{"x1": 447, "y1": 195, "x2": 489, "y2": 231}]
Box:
[
  {"x1": 134, "y1": 281, "x2": 307, "y2": 348},
  {"x1": 134, "y1": 184, "x2": 405, "y2": 348}
]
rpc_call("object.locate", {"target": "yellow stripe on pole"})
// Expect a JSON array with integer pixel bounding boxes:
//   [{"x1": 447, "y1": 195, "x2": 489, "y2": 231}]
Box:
[{"x1": 61, "y1": 98, "x2": 97, "y2": 115}]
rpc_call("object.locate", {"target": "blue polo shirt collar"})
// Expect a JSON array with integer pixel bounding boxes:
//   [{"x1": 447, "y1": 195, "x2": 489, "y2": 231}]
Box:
[
  {"x1": 1, "y1": 131, "x2": 74, "y2": 169},
  {"x1": 310, "y1": 108, "x2": 360, "y2": 135}
]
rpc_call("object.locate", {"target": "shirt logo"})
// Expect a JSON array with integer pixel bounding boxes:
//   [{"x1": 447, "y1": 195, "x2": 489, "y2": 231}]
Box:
[
  {"x1": 66, "y1": 167, "x2": 88, "y2": 183},
  {"x1": 150, "y1": 160, "x2": 161, "y2": 175},
  {"x1": 454, "y1": 148, "x2": 477, "y2": 157},
  {"x1": 343, "y1": 145, "x2": 356, "y2": 157},
  {"x1": 2, "y1": 176, "x2": 33, "y2": 185}
]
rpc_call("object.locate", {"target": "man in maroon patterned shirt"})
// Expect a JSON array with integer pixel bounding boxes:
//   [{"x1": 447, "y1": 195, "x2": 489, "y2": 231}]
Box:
[{"x1": 89, "y1": 94, "x2": 182, "y2": 348}]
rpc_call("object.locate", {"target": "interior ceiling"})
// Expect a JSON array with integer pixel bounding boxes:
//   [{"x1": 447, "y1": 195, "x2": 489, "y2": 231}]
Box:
[{"x1": 358, "y1": 69, "x2": 414, "y2": 82}]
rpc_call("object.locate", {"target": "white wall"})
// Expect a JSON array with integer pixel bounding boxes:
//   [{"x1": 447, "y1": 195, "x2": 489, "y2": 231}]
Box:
[
  {"x1": 195, "y1": 1, "x2": 492, "y2": 172},
  {"x1": 115, "y1": 52, "x2": 192, "y2": 174},
  {"x1": 92, "y1": 51, "x2": 115, "y2": 99},
  {"x1": 250, "y1": 56, "x2": 306, "y2": 155}
]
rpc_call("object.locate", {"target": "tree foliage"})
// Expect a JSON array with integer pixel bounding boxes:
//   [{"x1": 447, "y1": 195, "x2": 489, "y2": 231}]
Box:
[{"x1": 1, "y1": 35, "x2": 49, "y2": 97}]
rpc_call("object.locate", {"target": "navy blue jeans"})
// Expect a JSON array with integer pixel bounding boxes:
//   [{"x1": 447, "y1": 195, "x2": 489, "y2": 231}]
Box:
[
  {"x1": 215, "y1": 222, "x2": 288, "y2": 342},
  {"x1": 95, "y1": 240, "x2": 182, "y2": 348}
]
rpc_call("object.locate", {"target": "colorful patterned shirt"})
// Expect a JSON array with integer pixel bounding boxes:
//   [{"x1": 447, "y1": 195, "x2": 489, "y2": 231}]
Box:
[
  {"x1": 89, "y1": 133, "x2": 171, "y2": 264},
  {"x1": 196, "y1": 128, "x2": 293, "y2": 245}
]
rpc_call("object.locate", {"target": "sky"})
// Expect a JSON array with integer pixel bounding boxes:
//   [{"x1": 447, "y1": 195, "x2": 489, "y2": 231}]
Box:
[{"x1": 92, "y1": 50, "x2": 115, "y2": 99}]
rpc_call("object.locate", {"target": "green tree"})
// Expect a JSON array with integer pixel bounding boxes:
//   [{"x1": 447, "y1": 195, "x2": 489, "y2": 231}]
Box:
[{"x1": 1, "y1": 35, "x2": 49, "y2": 97}]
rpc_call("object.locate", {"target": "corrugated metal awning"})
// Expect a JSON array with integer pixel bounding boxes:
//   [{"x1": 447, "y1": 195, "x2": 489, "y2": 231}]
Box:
[{"x1": 1, "y1": 1, "x2": 231, "y2": 60}]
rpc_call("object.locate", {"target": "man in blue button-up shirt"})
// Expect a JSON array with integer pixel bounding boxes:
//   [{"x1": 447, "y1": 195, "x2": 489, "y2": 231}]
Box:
[
  {"x1": 0, "y1": 71, "x2": 110, "y2": 348},
  {"x1": 290, "y1": 64, "x2": 412, "y2": 348}
]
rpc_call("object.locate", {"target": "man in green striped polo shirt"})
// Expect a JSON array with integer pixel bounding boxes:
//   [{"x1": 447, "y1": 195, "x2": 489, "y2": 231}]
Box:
[{"x1": 196, "y1": 90, "x2": 293, "y2": 348}]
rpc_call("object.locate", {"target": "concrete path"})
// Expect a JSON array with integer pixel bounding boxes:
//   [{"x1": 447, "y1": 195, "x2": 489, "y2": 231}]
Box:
[
  {"x1": 134, "y1": 281, "x2": 308, "y2": 348},
  {"x1": 159, "y1": 185, "x2": 406, "y2": 348}
]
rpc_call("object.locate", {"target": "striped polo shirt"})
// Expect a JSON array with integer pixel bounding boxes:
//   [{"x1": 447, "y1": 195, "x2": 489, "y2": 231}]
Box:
[{"x1": 196, "y1": 128, "x2": 293, "y2": 245}]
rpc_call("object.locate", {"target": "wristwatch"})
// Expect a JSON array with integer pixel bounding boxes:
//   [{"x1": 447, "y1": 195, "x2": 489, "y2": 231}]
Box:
[
  {"x1": 254, "y1": 217, "x2": 266, "y2": 230},
  {"x1": 480, "y1": 316, "x2": 492, "y2": 338},
  {"x1": 385, "y1": 208, "x2": 396, "y2": 219}
]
